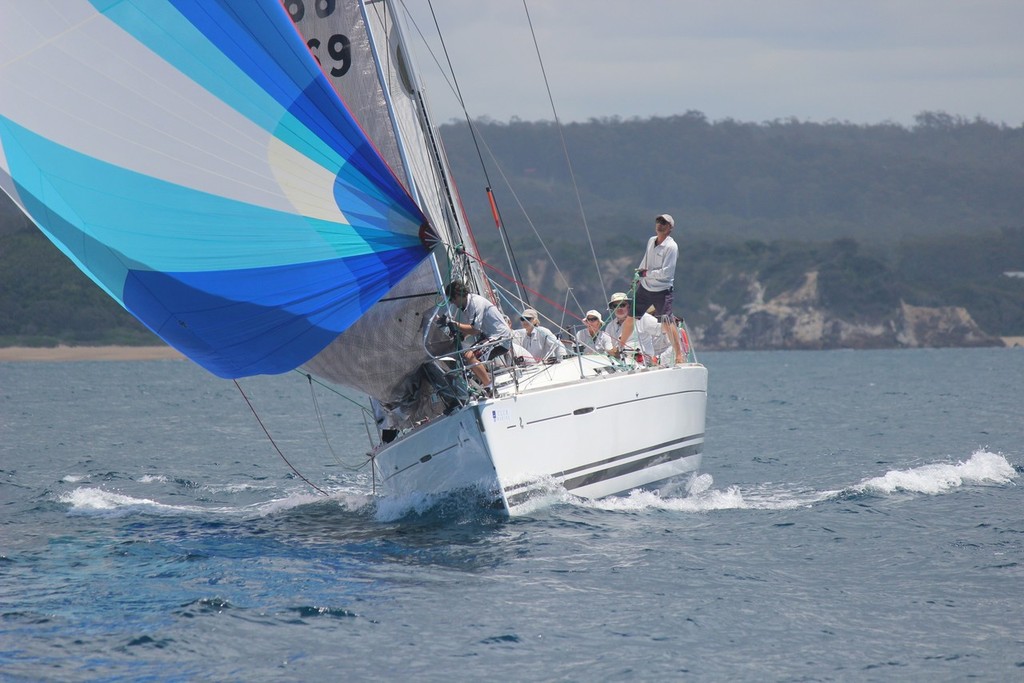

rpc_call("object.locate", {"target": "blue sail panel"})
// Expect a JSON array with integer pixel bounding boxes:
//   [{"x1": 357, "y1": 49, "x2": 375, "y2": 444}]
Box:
[{"x1": 124, "y1": 248, "x2": 424, "y2": 378}]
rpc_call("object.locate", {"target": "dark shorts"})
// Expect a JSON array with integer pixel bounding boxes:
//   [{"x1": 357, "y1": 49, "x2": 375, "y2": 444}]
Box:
[{"x1": 634, "y1": 285, "x2": 673, "y2": 323}]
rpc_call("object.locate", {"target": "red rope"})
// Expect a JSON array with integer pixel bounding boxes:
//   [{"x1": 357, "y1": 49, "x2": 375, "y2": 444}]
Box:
[{"x1": 464, "y1": 251, "x2": 582, "y2": 321}]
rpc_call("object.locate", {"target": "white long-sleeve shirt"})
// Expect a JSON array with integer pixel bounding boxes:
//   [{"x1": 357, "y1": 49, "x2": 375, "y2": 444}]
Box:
[
  {"x1": 575, "y1": 327, "x2": 614, "y2": 354},
  {"x1": 638, "y1": 234, "x2": 678, "y2": 292},
  {"x1": 607, "y1": 313, "x2": 663, "y2": 355},
  {"x1": 512, "y1": 325, "x2": 565, "y2": 361}
]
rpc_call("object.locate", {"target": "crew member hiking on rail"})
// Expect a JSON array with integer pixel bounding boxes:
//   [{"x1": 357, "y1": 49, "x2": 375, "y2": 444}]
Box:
[{"x1": 439, "y1": 280, "x2": 512, "y2": 393}]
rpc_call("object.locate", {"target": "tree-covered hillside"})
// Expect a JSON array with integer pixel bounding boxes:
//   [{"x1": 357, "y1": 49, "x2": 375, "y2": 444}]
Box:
[
  {"x1": 1, "y1": 112, "x2": 1022, "y2": 346},
  {"x1": 0, "y1": 231, "x2": 156, "y2": 346},
  {"x1": 477, "y1": 228, "x2": 1024, "y2": 338},
  {"x1": 8, "y1": 226, "x2": 1019, "y2": 348},
  {"x1": 440, "y1": 111, "x2": 1024, "y2": 246}
]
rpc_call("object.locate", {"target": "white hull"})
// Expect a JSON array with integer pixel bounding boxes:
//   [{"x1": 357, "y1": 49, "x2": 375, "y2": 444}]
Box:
[{"x1": 372, "y1": 356, "x2": 707, "y2": 515}]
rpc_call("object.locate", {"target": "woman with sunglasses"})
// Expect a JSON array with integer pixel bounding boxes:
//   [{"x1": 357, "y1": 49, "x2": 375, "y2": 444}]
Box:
[
  {"x1": 606, "y1": 291, "x2": 663, "y2": 363},
  {"x1": 512, "y1": 308, "x2": 566, "y2": 364},
  {"x1": 575, "y1": 309, "x2": 615, "y2": 355}
]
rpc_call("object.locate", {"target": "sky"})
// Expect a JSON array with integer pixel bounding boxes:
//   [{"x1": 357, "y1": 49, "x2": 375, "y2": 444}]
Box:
[{"x1": 401, "y1": 0, "x2": 1024, "y2": 127}]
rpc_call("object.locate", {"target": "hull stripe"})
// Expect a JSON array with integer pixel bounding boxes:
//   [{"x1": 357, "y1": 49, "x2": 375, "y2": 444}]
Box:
[
  {"x1": 559, "y1": 432, "x2": 704, "y2": 478},
  {"x1": 503, "y1": 432, "x2": 704, "y2": 500},
  {"x1": 561, "y1": 442, "x2": 702, "y2": 492},
  {"x1": 503, "y1": 441, "x2": 702, "y2": 509}
]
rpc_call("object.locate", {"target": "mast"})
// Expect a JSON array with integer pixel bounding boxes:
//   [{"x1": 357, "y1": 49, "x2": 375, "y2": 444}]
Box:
[
  {"x1": 286, "y1": 0, "x2": 489, "y2": 414},
  {"x1": 364, "y1": 0, "x2": 490, "y2": 298}
]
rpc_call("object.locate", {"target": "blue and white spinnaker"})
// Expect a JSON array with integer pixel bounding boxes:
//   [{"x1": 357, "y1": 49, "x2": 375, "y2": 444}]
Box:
[{"x1": 0, "y1": 0, "x2": 435, "y2": 378}]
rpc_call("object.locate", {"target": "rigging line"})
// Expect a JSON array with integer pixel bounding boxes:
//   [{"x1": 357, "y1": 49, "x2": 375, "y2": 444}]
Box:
[
  {"x1": 399, "y1": 1, "x2": 590, "y2": 317},
  {"x1": 232, "y1": 379, "x2": 328, "y2": 496},
  {"x1": 397, "y1": 1, "x2": 574, "y2": 312},
  {"x1": 486, "y1": 189, "x2": 529, "y2": 308},
  {"x1": 491, "y1": 280, "x2": 572, "y2": 339},
  {"x1": 489, "y1": 278, "x2": 533, "y2": 324},
  {"x1": 293, "y1": 370, "x2": 375, "y2": 420},
  {"x1": 466, "y1": 250, "x2": 582, "y2": 326},
  {"x1": 408, "y1": 0, "x2": 527, "y2": 305},
  {"x1": 291, "y1": 372, "x2": 379, "y2": 463},
  {"x1": 560, "y1": 287, "x2": 573, "y2": 333},
  {"x1": 304, "y1": 374, "x2": 368, "y2": 472},
  {"x1": 522, "y1": 0, "x2": 607, "y2": 306},
  {"x1": 306, "y1": 374, "x2": 341, "y2": 465},
  {"x1": 392, "y1": 0, "x2": 496, "y2": 305},
  {"x1": 468, "y1": 129, "x2": 585, "y2": 314}
]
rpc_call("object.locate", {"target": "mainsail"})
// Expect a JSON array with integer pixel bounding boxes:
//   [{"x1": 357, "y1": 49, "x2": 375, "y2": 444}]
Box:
[
  {"x1": 285, "y1": 0, "x2": 491, "y2": 417},
  {"x1": 0, "y1": 2, "x2": 435, "y2": 383}
]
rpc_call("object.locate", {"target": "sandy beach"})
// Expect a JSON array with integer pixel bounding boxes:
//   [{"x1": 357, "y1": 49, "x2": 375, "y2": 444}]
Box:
[
  {"x1": 1, "y1": 340, "x2": 1020, "y2": 362},
  {"x1": 0, "y1": 346, "x2": 185, "y2": 362}
]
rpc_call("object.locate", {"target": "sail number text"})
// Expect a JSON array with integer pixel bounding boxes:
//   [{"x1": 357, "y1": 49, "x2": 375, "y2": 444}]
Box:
[{"x1": 284, "y1": 0, "x2": 351, "y2": 78}]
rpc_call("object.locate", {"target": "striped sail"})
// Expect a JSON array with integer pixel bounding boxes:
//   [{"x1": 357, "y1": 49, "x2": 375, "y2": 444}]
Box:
[{"x1": 0, "y1": 0, "x2": 434, "y2": 381}]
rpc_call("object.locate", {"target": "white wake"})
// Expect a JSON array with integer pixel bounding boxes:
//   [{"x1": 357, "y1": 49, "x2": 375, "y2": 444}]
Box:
[{"x1": 584, "y1": 449, "x2": 1017, "y2": 514}]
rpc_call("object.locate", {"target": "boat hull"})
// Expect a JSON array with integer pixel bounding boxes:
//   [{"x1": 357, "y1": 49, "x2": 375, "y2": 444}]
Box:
[{"x1": 372, "y1": 360, "x2": 707, "y2": 515}]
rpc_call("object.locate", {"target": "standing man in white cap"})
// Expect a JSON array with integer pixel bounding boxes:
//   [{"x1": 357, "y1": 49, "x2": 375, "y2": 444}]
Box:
[{"x1": 618, "y1": 213, "x2": 685, "y2": 364}]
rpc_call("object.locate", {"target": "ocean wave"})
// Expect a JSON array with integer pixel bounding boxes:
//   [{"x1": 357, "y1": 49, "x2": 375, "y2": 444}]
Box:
[
  {"x1": 56, "y1": 451, "x2": 1016, "y2": 520},
  {"x1": 584, "y1": 449, "x2": 1016, "y2": 514},
  {"x1": 585, "y1": 481, "x2": 833, "y2": 513},
  {"x1": 851, "y1": 449, "x2": 1016, "y2": 495},
  {"x1": 59, "y1": 487, "x2": 201, "y2": 515},
  {"x1": 253, "y1": 490, "x2": 368, "y2": 516},
  {"x1": 58, "y1": 482, "x2": 377, "y2": 521},
  {"x1": 374, "y1": 484, "x2": 502, "y2": 522}
]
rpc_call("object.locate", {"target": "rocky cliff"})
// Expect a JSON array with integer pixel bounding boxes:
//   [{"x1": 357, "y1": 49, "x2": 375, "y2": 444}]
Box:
[{"x1": 693, "y1": 271, "x2": 1003, "y2": 350}]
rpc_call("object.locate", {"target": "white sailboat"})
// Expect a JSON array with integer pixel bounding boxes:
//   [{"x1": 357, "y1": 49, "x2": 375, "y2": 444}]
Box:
[
  {"x1": 0, "y1": 1, "x2": 706, "y2": 516},
  {"x1": 288, "y1": 1, "x2": 707, "y2": 514}
]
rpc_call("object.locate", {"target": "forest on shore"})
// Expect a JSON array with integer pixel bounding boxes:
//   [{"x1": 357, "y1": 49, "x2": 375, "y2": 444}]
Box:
[{"x1": 2, "y1": 111, "x2": 1022, "y2": 346}]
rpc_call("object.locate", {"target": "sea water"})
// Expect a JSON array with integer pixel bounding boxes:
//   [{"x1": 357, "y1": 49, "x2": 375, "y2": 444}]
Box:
[{"x1": 1, "y1": 349, "x2": 1021, "y2": 681}]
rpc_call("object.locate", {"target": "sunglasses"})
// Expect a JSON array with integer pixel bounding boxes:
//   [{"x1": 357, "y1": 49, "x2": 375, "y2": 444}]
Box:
[
  {"x1": 585, "y1": 316, "x2": 600, "y2": 322},
  {"x1": 609, "y1": 302, "x2": 629, "y2": 310}
]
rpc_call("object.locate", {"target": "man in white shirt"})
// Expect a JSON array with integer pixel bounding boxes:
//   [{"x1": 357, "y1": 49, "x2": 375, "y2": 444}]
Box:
[
  {"x1": 617, "y1": 213, "x2": 684, "y2": 364},
  {"x1": 574, "y1": 309, "x2": 615, "y2": 355},
  {"x1": 512, "y1": 308, "x2": 565, "y2": 363}
]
